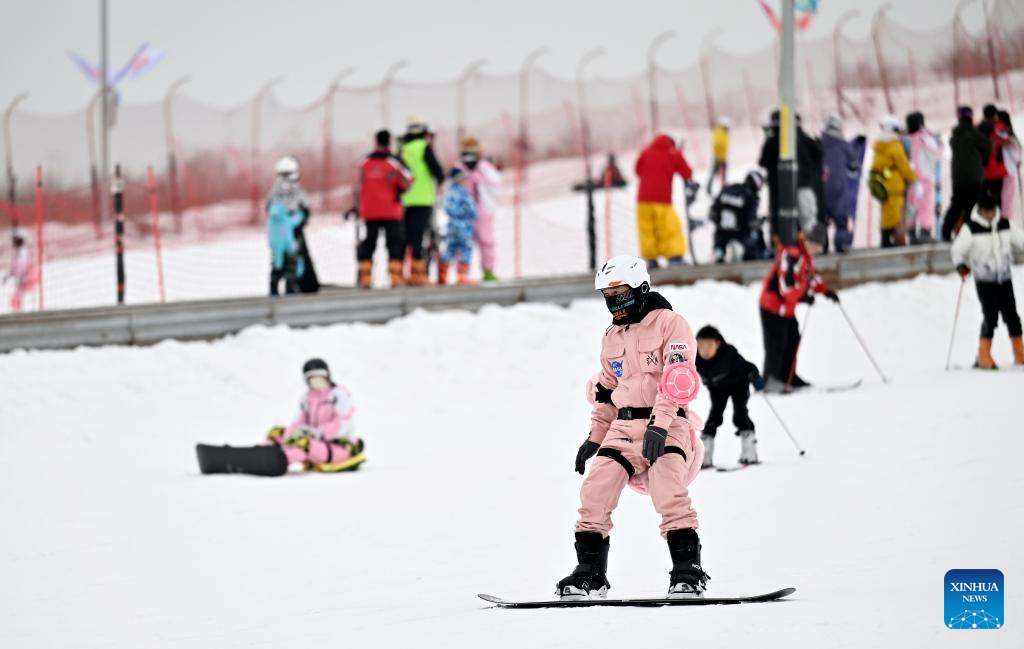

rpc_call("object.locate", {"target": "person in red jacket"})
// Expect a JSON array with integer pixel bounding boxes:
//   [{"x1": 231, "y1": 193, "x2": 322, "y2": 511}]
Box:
[
  {"x1": 355, "y1": 130, "x2": 413, "y2": 288},
  {"x1": 758, "y1": 237, "x2": 838, "y2": 392},
  {"x1": 980, "y1": 104, "x2": 1011, "y2": 211},
  {"x1": 634, "y1": 135, "x2": 694, "y2": 268}
]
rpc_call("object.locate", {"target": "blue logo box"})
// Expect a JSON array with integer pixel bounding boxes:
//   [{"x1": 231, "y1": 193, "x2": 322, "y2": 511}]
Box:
[{"x1": 945, "y1": 569, "x2": 1003, "y2": 629}]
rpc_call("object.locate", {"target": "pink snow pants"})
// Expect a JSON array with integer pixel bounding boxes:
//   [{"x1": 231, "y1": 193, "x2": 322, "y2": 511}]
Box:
[
  {"x1": 474, "y1": 213, "x2": 496, "y2": 272},
  {"x1": 1003, "y1": 175, "x2": 1018, "y2": 224},
  {"x1": 906, "y1": 180, "x2": 936, "y2": 233},
  {"x1": 280, "y1": 439, "x2": 355, "y2": 465},
  {"x1": 576, "y1": 419, "x2": 697, "y2": 538}
]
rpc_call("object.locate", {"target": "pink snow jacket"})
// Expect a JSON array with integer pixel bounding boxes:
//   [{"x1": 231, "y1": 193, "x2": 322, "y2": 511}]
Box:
[
  {"x1": 285, "y1": 385, "x2": 355, "y2": 441},
  {"x1": 589, "y1": 307, "x2": 698, "y2": 445}
]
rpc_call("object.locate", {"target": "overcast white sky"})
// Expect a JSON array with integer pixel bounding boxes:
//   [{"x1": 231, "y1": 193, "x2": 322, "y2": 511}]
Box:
[{"x1": 1, "y1": 0, "x2": 979, "y2": 114}]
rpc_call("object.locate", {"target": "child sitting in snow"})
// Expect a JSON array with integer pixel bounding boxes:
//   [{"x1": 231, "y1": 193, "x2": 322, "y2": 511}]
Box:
[
  {"x1": 439, "y1": 167, "x2": 478, "y2": 285},
  {"x1": 694, "y1": 325, "x2": 765, "y2": 469},
  {"x1": 266, "y1": 358, "x2": 365, "y2": 472}
]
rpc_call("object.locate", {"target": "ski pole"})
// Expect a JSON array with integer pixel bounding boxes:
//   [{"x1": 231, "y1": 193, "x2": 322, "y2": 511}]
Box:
[
  {"x1": 945, "y1": 278, "x2": 967, "y2": 372},
  {"x1": 836, "y1": 301, "x2": 888, "y2": 383},
  {"x1": 760, "y1": 393, "x2": 805, "y2": 457}
]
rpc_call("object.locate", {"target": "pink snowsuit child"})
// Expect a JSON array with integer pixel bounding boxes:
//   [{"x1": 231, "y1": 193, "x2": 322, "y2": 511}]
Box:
[
  {"x1": 267, "y1": 358, "x2": 364, "y2": 471},
  {"x1": 904, "y1": 126, "x2": 943, "y2": 240},
  {"x1": 557, "y1": 255, "x2": 707, "y2": 600},
  {"x1": 5, "y1": 231, "x2": 37, "y2": 313},
  {"x1": 458, "y1": 137, "x2": 502, "y2": 279}
]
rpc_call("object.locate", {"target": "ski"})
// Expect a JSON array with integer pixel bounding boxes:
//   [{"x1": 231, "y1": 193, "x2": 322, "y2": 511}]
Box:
[
  {"x1": 716, "y1": 462, "x2": 759, "y2": 473},
  {"x1": 478, "y1": 587, "x2": 795, "y2": 609},
  {"x1": 196, "y1": 443, "x2": 289, "y2": 477}
]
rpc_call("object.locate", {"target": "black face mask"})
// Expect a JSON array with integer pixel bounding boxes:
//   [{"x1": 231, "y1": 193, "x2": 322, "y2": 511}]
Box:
[
  {"x1": 604, "y1": 283, "x2": 648, "y2": 323},
  {"x1": 461, "y1": 153, "x2": 480, "y2": 170}
]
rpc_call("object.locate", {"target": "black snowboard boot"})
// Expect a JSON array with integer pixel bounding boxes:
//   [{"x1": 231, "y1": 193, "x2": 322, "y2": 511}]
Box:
[
  {"x1": 666, "y1": 528, "x2": 709, "y2": 598},
  {"x1": 555, "y1": 532, "x2": 610, "y2": 600}
]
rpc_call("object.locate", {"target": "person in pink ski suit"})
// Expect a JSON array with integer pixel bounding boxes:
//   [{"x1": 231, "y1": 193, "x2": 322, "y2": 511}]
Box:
[
  {"x1": 4, "y1": 228, "x2": 37, "y2": 313},
  {"x1": 903, "y1": 112, "x2": 943, "y2": 243},
  {"x1": 458, "y1": 137, "x2": 502, "y2": 281},
  {"x1": 556, "y1": 255, "x2": 708, "y2": 601},
  {"x1": 266, "y1": 358, "x2": 365, "y2": 471}
]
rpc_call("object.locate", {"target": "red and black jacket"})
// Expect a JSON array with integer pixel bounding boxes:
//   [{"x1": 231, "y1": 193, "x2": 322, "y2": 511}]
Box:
[
  {"x1": 358, "y1": 149, "x2": 413, "y2": 220},
  {"x1": 759, "y1": 241, "x2": 829, "y2": 319}
]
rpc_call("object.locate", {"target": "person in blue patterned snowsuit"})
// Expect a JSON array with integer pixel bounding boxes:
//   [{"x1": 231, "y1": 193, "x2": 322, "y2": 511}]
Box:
[
  {"x1": 267, "y1": 201, "x2": 306, "y2": 295},
  {"x1": 439, "y1": 167, "x2": 478, "y2": 285}
]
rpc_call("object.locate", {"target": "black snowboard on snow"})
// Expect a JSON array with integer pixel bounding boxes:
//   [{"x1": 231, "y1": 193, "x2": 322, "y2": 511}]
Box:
[
  {"x1": 196, "y1": 444, "x2": 289, "y2": 477},
  {"x1": 478, "y1": 587, "x2": 795, "y2": 609}
]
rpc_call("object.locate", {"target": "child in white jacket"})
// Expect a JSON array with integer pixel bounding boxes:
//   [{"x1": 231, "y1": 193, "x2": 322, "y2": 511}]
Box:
[{"x1": 952, "y1": 190, "x2": 1024, "y2": 368}]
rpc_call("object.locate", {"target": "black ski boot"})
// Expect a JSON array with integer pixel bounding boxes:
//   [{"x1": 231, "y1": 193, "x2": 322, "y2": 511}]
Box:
[
  {"x1": 666, "y1": 528, "x2": 709, "y2": 598},
  {"x1": 555, "y1": 532, "x2": 610, "y2": 600}
]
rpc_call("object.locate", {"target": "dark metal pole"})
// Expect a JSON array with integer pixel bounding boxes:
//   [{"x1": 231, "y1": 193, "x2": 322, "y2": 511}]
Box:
[
  {"x1": 3, "y1": 93, "x2": 28, "y2": 229},
  {"x1": 871, "y1": 4, "x2": 895, "y2": 115},
  {"x1": 100, "y1": 0, "x2": 110, "y2": 226},
  {"x1": 113, "y1": 163, "x2": 125, "y2": 304}
]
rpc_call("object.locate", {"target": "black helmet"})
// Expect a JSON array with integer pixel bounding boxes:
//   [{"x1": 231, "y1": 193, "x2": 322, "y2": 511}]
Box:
[
  {"x1": 302, "y1": 358, "x2": 331, "y2": 381},
  {"x1": 745, "y1": 170, "x2": 765, "y2": 191}
]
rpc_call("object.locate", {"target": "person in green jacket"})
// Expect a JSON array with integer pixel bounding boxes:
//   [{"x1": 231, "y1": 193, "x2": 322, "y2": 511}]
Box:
[
  {"x1": 400, "y1": 114, "x2": 446, "y2": 285},
  {"x1": 943, "y1": 106, "x2": 992, "y2": 241}
]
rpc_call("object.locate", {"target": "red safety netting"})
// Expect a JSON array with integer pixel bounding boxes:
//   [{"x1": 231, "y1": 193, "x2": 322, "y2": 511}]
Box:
[{"x1": 2, "y1": 0, "x2": 1024, "y2": 314}]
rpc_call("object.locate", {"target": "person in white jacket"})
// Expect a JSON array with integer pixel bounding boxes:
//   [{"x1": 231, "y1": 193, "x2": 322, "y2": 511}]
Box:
[{"x1": 951, "y1": 190, "x2": 1024, "y2": 368}]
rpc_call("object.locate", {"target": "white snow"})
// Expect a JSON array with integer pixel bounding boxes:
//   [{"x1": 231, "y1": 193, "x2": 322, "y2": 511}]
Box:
[{"x1": 2, "y1": 269, "x2": 1023, "y2": 647}]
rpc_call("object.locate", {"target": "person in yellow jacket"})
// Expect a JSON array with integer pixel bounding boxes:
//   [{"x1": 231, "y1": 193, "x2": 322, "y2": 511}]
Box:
[
  {"x1": 706, "y1": 117, "x2": 730, "y2": 196},
  {"x1": 871, "y1": 115, "x2": 917, "y2": 247}
]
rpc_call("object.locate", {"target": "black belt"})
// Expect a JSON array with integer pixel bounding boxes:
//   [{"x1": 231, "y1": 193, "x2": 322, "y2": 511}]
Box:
[{"x1": 616, "y1": 406, "x2": 686, "y2": 420}]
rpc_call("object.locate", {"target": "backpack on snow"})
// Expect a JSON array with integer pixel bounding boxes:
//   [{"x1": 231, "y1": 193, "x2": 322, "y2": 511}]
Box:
[{"x1": 867, "y1": 169, "x2": 889, "y2": 201}]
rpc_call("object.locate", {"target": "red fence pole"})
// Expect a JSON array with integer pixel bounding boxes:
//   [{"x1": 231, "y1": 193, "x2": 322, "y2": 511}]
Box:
[
  {"x1": 34, "y1": 165, "x2": 43, "y2": 310},
  {"x1": 147, "y1": 166, "x2": 166, "y2": 303},
  {"x1": 113, "y1": 164, "x2": 125, "y2": 304}
]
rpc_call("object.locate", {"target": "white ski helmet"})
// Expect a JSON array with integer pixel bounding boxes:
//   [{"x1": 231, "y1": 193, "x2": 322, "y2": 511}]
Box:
[
  {"x1": 879, "y1": 114, "x2": 901, "y2": 133},
  {"x1": 595, "y1": 255, "x2": 650, "y2": 291},
  {"x1": 275, "y1": 156, "x2": 300, "y2": 181}
]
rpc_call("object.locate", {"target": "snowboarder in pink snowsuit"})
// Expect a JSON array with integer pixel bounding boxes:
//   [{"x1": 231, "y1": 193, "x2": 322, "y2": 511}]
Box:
[
  {"x1": 458, "y1": 137, "x2": 502, "y2": 281},
  {"x1": 556, "y1": 255, "x2": 708, "y2": 601},
  {"x1": 904, "y1": 112, "x2": 943, "y2": 243},
  {"x1": 4, "y1": 228, "x2": 37, "y2": 313},
  {"x1": 265, "y1": 358, "x2": 365, "y2": 472}
]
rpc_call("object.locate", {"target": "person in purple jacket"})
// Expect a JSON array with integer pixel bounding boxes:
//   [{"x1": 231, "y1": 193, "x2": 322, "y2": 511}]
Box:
[{"x1": 820, "y1": 112, "x2": 861, "y2": 253}]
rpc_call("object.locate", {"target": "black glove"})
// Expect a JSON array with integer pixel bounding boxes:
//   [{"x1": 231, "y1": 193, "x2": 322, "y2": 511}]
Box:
[
  {"x1": 575, "y1": 440, "x2": 600, "y2": 474},
  {"x1": 343, "y1": 207, "x2": 358, "y2": 221},
  {"x1": 594, "y1": 382, "x2": 613, "y2": 404},
  {"x1": 801, "y1": 293, "x2": 816, "y2": 306},
  {"x1": 825, "y1": 289, "x2": 840, "y2": 303},
  {"x1": 642, "y1": 425, "x2": 668, "y2": 464},
  {"x1": 957, "y1": 264, "x2": 970, "y2": 279}
]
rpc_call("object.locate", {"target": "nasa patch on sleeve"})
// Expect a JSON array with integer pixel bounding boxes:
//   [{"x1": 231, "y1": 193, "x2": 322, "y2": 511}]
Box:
[{"x1": 668, "y1": 342, "x2": 689, "y2": 364}]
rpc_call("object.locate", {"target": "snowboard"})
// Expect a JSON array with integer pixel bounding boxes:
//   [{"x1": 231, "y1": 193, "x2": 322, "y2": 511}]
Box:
[
  {"x1": 478, "y1": 587, "x2": 795, "y2": 609},
  {"x1": 196, "y1": 444, "x2": 289, "y2": 477}
]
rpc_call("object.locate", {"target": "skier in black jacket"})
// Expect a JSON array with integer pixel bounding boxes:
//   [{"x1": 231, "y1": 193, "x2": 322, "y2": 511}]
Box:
[
  {"x1": 709, "y1": 171, "x2": 764, "y2": 263},
  {"x1": 695, "y1": 325, "x2": 765, "y2": 468}
]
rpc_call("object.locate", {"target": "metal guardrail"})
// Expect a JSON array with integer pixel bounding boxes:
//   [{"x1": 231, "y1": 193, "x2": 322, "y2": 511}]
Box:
[{"x1": 0, "y1": 244, "x2": 956, "y2": 353}]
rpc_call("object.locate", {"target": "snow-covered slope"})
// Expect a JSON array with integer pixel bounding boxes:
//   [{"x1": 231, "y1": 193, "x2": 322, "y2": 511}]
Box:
[{"x1": 1, "y1": 270, "x2": 1022, "y2": 648}]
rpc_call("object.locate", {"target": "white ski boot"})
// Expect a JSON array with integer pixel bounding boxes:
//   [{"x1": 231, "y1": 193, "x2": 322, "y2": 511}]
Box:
[
  {"x1": 738, "y1": 429, "x2": 759, "y2": 465},
  {"x1": 700, "y1": 434, "x2": 714, "y2": 469}
]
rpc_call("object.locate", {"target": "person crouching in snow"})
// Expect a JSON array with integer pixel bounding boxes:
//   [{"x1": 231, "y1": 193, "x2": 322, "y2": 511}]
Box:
[
  {"x1": 951, "y1": 190, "x2": 1024, "y2": 368},
  {"x1": 559, "y1": 254, "x2": 708, "y2": 600},
  {"x1": 439, "y1": 167, "x2": 478, "y2": 285},
  {"x1": 694, "y1": 325, "x2": 765, "y2": 468},
  {"x1": 265, "y1": 358, "x2": 366, "y2": 472}
]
